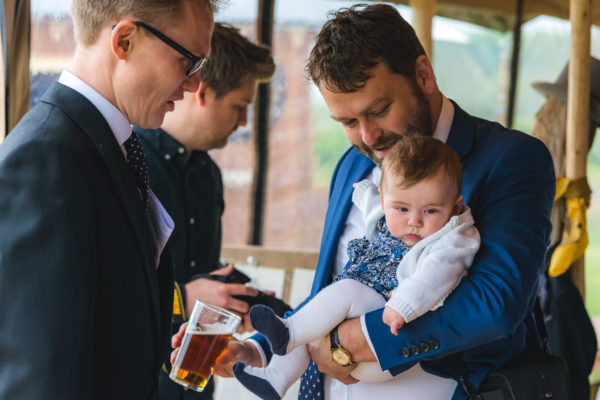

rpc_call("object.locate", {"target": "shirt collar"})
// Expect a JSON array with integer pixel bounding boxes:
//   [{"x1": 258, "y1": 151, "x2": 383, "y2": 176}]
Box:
[
  {"x1": 432, "y1": 93, "x2": 454, "y2": 143},
  {"x1": 140, "y1": 128, "x2": 208, "y2": 168},
  {"x1": 58, "y1": 70, "x2": 132, "y2": 146}
]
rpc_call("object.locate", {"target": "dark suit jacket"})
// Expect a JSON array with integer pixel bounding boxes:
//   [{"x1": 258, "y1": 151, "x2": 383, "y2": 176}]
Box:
[
  {"x1": 253, "y1": 102, "x2": 555, "y2": 400},
  {"x1": 0, "y1": 82, "x2": 173, "y2": 399}
]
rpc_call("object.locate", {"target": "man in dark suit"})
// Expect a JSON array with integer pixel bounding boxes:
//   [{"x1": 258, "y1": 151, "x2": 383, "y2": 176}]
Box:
[
  {"x1": 0, "y1": 0, "x2": 217, "y2": 398},
  {"x1": 209, "y1": 4, "x2": 555, "y2": 400},
  {"x1": 135, "y1": 22, "x2": 275, "y2": 400}
]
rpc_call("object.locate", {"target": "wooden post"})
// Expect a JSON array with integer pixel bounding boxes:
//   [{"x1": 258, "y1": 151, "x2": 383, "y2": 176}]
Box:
[
  {"x1": 248, "y1": 0, "x2": 274, "y2": 245},
  {"x1": 566, "y1": 0, "x2": 591, "y2": 298},
  {"x1": 409, "y1": 0, "x2": 436, "y2": 60},
  {"x1": 4, "y1": 0, "x2": 31, "y2": 135},
  {"x1": 506, "y1": 0, "x2": 524, "y2": 128},
  {"x1": 1, "y1": 17, "x2": 5, "y2": 143}
]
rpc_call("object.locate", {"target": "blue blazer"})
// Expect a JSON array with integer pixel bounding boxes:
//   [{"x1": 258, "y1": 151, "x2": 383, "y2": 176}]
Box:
[{"x1": 256, "y1": 102, "x2": 555, "y2": 399}]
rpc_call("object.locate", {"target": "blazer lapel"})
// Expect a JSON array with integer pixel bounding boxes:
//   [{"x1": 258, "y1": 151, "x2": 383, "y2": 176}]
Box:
[
  {"x1": 41, "y1": 82, "x2": 161, "y2": 338},
  {"x1": 446, "y1": 100, "x2": 476, "y2": 160},
  {"x1": 312, "y1": 148, "x2": 375, "y2": 295}
]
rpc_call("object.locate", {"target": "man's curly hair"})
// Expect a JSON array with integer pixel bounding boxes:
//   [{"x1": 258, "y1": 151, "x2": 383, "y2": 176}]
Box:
[{"x1": 306, "y1": 3, "x2": 425, "y2": 93}]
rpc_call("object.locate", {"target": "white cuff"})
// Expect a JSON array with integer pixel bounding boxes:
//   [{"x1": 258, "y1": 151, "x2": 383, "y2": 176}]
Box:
[
  {"x1": 359, "y1": 314, "x2": 380, "y2": 362},
  {"x1": 246, "y1": 338, "x2": 268, "y2": 368}
]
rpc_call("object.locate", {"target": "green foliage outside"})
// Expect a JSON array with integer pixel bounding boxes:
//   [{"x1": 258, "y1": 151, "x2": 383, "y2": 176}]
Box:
[
  {"x1": 585, "y1": 155, "x2": 600, "y2": 316},
  {"x1": 312, "y1": 97, "x2": 350, "y2": 187}
]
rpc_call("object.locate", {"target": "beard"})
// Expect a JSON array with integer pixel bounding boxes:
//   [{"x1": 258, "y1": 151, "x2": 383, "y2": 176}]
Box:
[{"x1": 354, "y1": 81, "x2": 433, "y2": 164}]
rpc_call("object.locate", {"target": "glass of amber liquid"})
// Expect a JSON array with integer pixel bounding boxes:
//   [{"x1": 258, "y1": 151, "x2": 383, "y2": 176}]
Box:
[{"x1": 170, "y1": 300, "x2": 241, "y2": 391}]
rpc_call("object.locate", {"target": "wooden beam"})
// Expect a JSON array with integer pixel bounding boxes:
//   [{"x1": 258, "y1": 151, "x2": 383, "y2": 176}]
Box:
[
  {"x1": 566, "y1": 0, "x2": 592, "y2": 298},
  {"x1": 409, "y1": 0, "x2": 436, "y2": 60},
  {"x1": 221, "y1": 245, "x2": 318, "y2": 270}
]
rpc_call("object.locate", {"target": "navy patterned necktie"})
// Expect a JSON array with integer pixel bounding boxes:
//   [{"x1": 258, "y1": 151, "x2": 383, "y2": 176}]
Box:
[
  {"x1": 298, "y1": 359, "x2": 324, "y2": 399},
  {"x1": 124, "y1": 132, "x2": 149, "y2": 211}
]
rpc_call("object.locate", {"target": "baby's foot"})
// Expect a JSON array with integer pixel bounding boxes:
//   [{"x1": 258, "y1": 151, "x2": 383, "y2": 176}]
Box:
[
  {"x1": 233, "y1": 362, "x2": 282, "y2": 400},
  {"x1": 250, "y1": 305, "x2": 289, "y2": 355}
]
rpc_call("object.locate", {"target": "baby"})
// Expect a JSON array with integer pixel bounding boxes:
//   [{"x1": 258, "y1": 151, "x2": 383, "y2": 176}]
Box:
[{"x1": 234, "y1": 136, "x2": 481, "y2": 399}]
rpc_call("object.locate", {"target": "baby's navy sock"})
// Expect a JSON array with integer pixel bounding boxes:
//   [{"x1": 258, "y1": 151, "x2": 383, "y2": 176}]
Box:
[
  {"x1": 233, "y1": 362, "x2": 283, "y2": 400},
  {"x1": 250, "y1": 305, "x2": 290, "y2": 355}
]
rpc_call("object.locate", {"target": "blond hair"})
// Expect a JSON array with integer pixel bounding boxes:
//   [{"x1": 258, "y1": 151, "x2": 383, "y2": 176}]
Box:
[{"x1": 71, "y1": 0, "x2": 220, "y2": 46}]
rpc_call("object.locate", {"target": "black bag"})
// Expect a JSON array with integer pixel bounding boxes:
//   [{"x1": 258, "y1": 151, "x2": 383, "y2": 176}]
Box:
[
  {"x1": 474, "y1": 352, "x2": 568, "y2": 400},
  {"x1": 442, "y1": 299, "x2": 569, "y2": 400},
  {"x1": 192, "y1": 267, "x2": 293, "y2": 317}
]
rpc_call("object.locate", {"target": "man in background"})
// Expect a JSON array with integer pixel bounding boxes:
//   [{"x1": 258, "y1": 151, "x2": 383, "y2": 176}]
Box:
[
  {"x1": 0, "y1": 0, "x2": 217, "y2": 398},
  {"x1": 135, "y1": 22, "x2": 275, "y2": 399}
]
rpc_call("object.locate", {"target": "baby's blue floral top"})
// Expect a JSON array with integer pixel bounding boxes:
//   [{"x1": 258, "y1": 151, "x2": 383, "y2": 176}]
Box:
[{"x1": 334, "y1": 218, "x2": 411, "y2": 300}]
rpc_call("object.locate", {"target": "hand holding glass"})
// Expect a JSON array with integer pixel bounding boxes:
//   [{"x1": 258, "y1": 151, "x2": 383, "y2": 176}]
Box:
[{"x1": 170, "y1": 300, "x2": 241, "y2": 391}]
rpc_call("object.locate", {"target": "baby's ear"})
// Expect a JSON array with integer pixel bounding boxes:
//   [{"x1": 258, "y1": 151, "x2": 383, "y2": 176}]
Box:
[{"x1": 454, "y1": 195, "x2": 464, "y2": 215}]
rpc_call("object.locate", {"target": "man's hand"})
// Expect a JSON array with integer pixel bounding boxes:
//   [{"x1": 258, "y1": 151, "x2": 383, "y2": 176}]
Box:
[
  {"x1": 170, "y1": 322, "x2": 188, "y2": 365},
  {"x1": 170, "y1": 324, "x2": 261, "y2": 377},
  {"x1": 306, "y1": 337, "x2": 359, "y2": 385},
  {"x1": 306, "y1": 317, "x2": 377, "y2": 384},
  {"x1": 185, "y1": 264, "x2": 258, "y2": 332},
  {"x1": 382, "y1": 306, "x2": 405, "y2": 335},
  {"x1": 214, "y1": 338, "x2": 263, "y2": 377}
]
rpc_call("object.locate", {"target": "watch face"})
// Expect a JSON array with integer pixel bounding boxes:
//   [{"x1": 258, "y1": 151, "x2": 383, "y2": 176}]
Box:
[{"x1": 331, "y1": 349, "x2": 351, "y2": 366}]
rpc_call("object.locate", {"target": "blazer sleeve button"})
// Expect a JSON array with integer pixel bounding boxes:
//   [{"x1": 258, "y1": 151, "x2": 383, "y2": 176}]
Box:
[
  {"x1": 401, "y1": 347, "x2": 411, "y2": 358},
  {"x1": 429, "y1": 339, "x2": 440, "y2": 350},
  {"x1": 410, "y1": 345, "x2": 420, "y2": 356},
  {"x1": 420, "y1": 342, "x2": 430, "y2": 353}
]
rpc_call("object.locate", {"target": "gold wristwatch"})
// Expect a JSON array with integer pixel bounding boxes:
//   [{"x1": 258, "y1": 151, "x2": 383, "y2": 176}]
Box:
[{"x1": 330, "y1": 325, "x2": 352, "y2": 367}]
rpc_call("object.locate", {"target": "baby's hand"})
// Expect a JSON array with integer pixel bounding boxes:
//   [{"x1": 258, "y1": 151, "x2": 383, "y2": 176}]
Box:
[
  {"x1": 382, "y1": 306, "x2": 405, "y2": 335},
  {"x1": 352, "y1": 182, "x2": 359, "y2": 188}
]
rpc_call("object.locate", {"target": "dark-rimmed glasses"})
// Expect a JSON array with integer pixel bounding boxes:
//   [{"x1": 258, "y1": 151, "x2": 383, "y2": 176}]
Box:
[{"x1": 135, "y1": 22, "x2": 207, "y2": 77}]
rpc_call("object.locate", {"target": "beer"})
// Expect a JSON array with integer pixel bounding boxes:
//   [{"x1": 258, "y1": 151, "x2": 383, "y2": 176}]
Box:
[
  {"x1": 172, "y1": 331, "x2": 232, "y2": 391},
  {"x1": 170, "y1": 300, "x2": 240, "y2": 391}
]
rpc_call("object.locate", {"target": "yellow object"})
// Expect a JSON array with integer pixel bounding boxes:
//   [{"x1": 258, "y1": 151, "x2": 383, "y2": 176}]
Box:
[
  {"x1": 549, "y1": 197, "x2": 589, "y2": 277},
  {"x1": 173, "y1": 282, "x2": 186, "y2": 321},
  {"x1": 554, "y1": 175, "x2": 570, "y2": 202},
  {"x1": 548, "y1": 176, "x2": 591, "y2": 277}
]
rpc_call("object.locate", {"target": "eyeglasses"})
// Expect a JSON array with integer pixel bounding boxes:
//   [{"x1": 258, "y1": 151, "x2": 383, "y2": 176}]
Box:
[{"x1": 135, "y1": 22, "x2": 208, "y2": 77}]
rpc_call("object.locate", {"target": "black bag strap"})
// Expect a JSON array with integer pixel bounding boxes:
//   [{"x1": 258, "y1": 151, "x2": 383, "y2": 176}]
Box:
[
  {"x1": 439, "y1": 297, "x2": 548, "y2": 399},
  {"x1": 533, "y1": 297, "x2": 551, "y2": 355}
]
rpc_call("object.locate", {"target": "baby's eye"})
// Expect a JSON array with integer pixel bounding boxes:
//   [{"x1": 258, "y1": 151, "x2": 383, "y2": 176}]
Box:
[
  {"x1": 424, "y1": 209, "x2": 437, "y2": 214},
  {"x1": 399, "y1": 207, "x2": 408, "y2": 212}
]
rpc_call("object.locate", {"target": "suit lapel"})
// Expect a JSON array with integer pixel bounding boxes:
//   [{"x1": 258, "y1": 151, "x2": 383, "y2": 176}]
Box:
[
  {"x1": 41, "y1": 82, "x2": 161, "y2": 338},
  {"x1": 446, "y1": 101, "x2": 476, "y2": 160},
  {"x1": 312, "y1": 149, "x2": 374, "y2": 294}
]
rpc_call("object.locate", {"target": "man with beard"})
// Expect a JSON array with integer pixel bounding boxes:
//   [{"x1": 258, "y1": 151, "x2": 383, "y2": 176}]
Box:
[
  {"x1": 134, "y1": 22, "x2": 275, "y2": 400},
  {"x1": 175, "y1": 4, "x2": 556, "y2": 399}
]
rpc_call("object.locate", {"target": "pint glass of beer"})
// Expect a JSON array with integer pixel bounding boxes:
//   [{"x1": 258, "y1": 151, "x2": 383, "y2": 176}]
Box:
[{"x1": 170, "y1": 300, "x2": 241, "y2": 391}]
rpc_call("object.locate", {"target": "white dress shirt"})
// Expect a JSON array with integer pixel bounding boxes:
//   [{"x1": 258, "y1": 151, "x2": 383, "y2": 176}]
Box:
[{"x1": 58, "y1": 70, "x2": 174, "y2": 267}]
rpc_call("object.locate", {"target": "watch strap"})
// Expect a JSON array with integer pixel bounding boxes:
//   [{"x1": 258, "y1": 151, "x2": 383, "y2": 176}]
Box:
[{"x1": 330, "y1": 325, "x2": 341, "y2": 349}]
